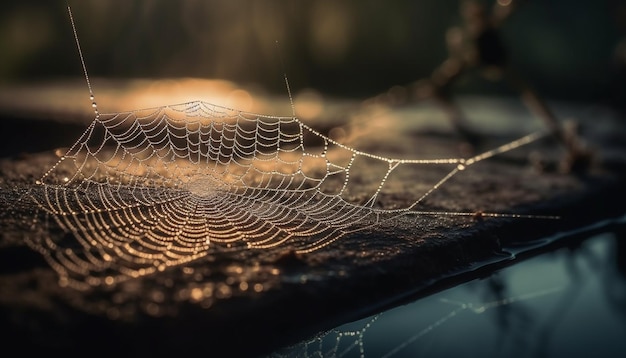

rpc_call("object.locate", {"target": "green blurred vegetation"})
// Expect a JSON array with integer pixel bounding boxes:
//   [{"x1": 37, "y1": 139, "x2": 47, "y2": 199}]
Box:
[{"x1": 0, "y1": 0, "x2": 624, "y2": 103}]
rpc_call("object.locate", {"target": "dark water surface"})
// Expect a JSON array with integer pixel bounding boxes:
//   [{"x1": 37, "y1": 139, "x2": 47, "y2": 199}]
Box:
[{"x1": 269, "y1": 218, "x2": 626, "y2": 358}]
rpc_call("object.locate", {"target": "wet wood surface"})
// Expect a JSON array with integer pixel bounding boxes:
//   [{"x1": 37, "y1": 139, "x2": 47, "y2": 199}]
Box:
[{"x1": 0, "y1": 80, "x2": 625, "y2": 357}]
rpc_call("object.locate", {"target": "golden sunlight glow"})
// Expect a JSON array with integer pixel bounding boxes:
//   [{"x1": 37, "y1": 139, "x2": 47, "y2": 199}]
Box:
[
  {"x1": 294, "y1": 89, "x2": 324, "y2": 120},
  {"x1": 0, "y1": 78, "x2": 268, "y2": 124},
  {"x1": 128, "y1": 79, "x2": 252, "y2": 112}
]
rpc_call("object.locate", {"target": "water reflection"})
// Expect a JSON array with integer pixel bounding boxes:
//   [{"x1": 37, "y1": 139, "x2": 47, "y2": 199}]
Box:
[{"x1": 269, "y1": 227, "x2": 626, "y2": 357}]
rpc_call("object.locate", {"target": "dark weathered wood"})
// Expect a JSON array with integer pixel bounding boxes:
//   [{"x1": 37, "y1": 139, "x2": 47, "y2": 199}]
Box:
[{"x1": 0, "y1": 81, "x2": 625, "y2": 357}]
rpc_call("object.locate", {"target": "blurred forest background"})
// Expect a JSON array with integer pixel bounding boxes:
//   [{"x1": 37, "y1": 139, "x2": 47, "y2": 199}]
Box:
[{"x1": 0, "y1": 0, "x2": 624, "y2": 107}]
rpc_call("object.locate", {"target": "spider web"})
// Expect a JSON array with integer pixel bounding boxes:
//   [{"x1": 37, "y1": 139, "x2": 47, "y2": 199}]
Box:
[
  {"x1": 29, "y1": 98, "x2": 546, "y2": 289},
  {"x1": 24, "y1": 4, "x2": 552, "y2": 290}
]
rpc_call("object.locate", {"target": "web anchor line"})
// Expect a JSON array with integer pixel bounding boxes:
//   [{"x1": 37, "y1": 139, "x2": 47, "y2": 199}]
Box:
[
  {"x1": 27, "y1": 4, "x2": 558, "y2": 289},
  {"x1": 67, "y1": 3, "x2": 99, "y2": 119}
]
